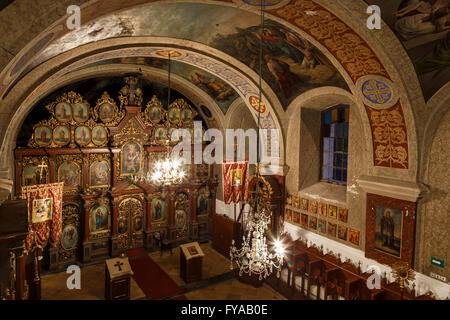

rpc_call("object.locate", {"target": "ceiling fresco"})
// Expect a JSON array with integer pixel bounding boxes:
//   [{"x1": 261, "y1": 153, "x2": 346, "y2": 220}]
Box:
[
  {"x1": 74, "y1": 57, "x2": 240, "y2": 115},
  {"x1": 21, "y1": 2, "x2": 349, "y2": 110},
  {"x1": 365, "y1": 0, "x2": 449, "y2": 100}
]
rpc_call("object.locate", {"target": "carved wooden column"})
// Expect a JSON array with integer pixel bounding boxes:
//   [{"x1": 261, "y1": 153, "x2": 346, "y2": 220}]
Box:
[
  {"x1": 81, "y1": 196, "x2": 92, "y2": 263},
  {"x1": 82, "y1": 152, "x2": 89, "y2": 190},
  {"x1": 111, "y1": 149, "x2": 120, "y2": 187},
  {"x1": 143, "y1": 193, "x2": 153, "y2": 249},
  {"x1": 189, "y1": 187, "x2": 199, "y2": 241},
  {"x1": 167, "y1": 189, "x2": 176, "y2": 241},
  {"x1": 49, "y1": 155, "x2": 56, "y2": 183}
]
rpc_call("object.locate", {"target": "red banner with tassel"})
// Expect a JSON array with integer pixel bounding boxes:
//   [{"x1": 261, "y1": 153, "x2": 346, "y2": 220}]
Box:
[{"x1": 222, "y1": 160, "x2": 249, "y2": 204}]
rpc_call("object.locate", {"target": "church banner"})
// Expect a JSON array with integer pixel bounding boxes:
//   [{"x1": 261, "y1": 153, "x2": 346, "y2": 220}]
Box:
[
  {"x1": 21, "y1": 182, "x2": 64, "y2": 251},
  {"x1": 222, "y1": 160, "x2": 248, "y2": 204}
]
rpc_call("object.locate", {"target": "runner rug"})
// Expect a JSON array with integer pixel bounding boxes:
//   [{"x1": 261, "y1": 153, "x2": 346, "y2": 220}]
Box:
[{"x1": 126, "y1": 248, "x2": 183, "y2": 300}]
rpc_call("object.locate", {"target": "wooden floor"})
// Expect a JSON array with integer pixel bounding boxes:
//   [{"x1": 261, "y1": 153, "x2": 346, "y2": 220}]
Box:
[{"x1": 41, "y1": 241, "x2": 285, "y2": 300}]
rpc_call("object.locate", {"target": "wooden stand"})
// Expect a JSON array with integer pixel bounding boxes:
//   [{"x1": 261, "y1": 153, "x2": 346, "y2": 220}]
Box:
[
  {"x1": 179, "y1": 242, "x2": 204, "y2": 283},
  {"x1": 105, "y1": 256, "x2": 133, "y2": 300}
]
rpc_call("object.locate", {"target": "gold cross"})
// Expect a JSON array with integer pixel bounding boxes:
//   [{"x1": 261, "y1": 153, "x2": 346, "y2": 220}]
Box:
[{"x1": 37, "y1": 161, "x2": 48, "y2": 182}]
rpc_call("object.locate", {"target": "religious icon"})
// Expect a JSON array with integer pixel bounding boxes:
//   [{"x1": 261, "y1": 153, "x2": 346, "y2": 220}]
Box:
[
  {"x1": 301, "y1": 213, "x2": 308, "y2": 227},
  {"x1": 134, "y1": 216, "x2": 143, "y2": 231},
  {"x1": 285, "y1": 209, "x2": 292, "y2": 222},
  {"x1": 34, "y1": 126, "x2": 52, "y2": 146},
  {"x1": 294, "y1": 196, "x2": 300, "y2": 208},
  {"x1": 230, "y1": 169, "x2": 243, "y2": 186},
  {"x1": 286, "y1": 194, "x2": 292, "y2": 206},
  {"x1": 375, "y1": 205, "x2": 402, "y2": 257},
  {"x1": 99, "y1": 103, "x2": 114, "y2": 123},
  {"x1": 74, "y1": 126, "x2": 91, "y2": 145},
  {"x1": 149, "y1": 106, "x2": 161, "y2": 122},
  {"x1": 168, "y1": 107, "x2": 180, "y2": 122},
  {"x1": 318, "y1": 219, "x2": 326, "y2": 233},
  {"x1": 349, "y1": 229, "x2": 360, "y2": 246},
  {"x1": 91, "y1": 126, "x2": 108, "y2": 146},
  {"x1": 58, "y1": 162, "x2": 80, "y2": 188},
  {"x1": 187, "y1": 245, "x2": 198, "y2": 256},
  {"x1": 55, "y1": 102, "x2": 72, "y2": 122},
  {"x1": 319, "y1": 203, "x2": 327, "y2": 217},
  {"x1": 197, "y1": 192, "x2": 209, "y2": 216},
  {"x1": 31, "y1": 198, "x2": 52, "y2": 223},
  {"x1": 61, "y1": 225, "x2": 78, "y2": 250},
  {"x1": 89, "y1": 161, "x2": 109, "y2": 187},
  {"x1": 309, "y1": 216, "x2": 318, "y2": 230},
  {"x1": 175, "y1": 209, "x2": 187, "y2": 229},
  {"x1": 53, "y1": 125, "x2": 70, "y2": 146},
  {"x1": 23, "y1": 164, "x2": 48, "y2": 186},
  {"x1": 73, "y1": 103, "x2": 89, "y2": 122},
  {"x1": 328, "y1": 205, "x2": 337, "y2": 219},
  {"x1": 293, "y1": 211, "x2": 300, "y2": 224},
  {"x1": 168, "y1": 128, "x2": 181, "y2": 142},
  {"x1": 309, "y1": 200, "x2": 318, "y2": 214},
  {"x1": 301, "y1": 198, "x2": 309, "y2": 210},
  {"x1": 338, "y1": 207, "x2": 348, "y2": 223},
  {"x1": 327, "y1": 222, "x2": 337, "y2": 237},
  {"x1": 151, "y1": 198, "x2": 165, "y2": 221},
  {"x1": 338, "y1": 225, "x2": 348, "y2": 241},
  {"x1": 118, "y1": 220, "x2": 127, "y2": 234},
  {"x1": 181, "y1": 108, "x2": 192, "y2": 121},
  {"x1": 89, "y1": 204, "x2": 108, "y2": 232},
  {"x1": 154, "y1": 127, "x2": 167, "y2": 141},
  {"x1": 121, "y1": 142, "x2": 141, "y2": 174}
]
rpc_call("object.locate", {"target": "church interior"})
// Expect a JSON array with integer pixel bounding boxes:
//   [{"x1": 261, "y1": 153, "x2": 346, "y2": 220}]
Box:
[{"x1": 0, "y1": 0, "x2": 449, "y2": 301}]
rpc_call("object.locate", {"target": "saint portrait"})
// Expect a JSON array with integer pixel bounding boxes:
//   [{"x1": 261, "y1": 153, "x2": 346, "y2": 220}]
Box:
[
  {"x1": 61, "y1": 225, "x2": 78, "y2": 250},
  {"x1": 73, "y1": 103, "x2": 89, "y2": 122},
  {"x1": 301, "y1": 213, "x2": 308, "y2": 227},
  {"x1": 293, "y1": 212, "x2": 300, "y2": 224},
  {"x1": 90, "y1": 161, "x2": 109, "y2": 187},
  {"x1": 23, "y1": 165, "x2": 47, "y2": 186},
  {"x1": 55, "y1": 102, "x2": 72, "y2": 122},
  {"x1": 230, "y1": 169, "x2": 242, "y2": 186},
  {"x1": 285, "y1": 209, "x2": 292, "y2": 222},
  {"x1": 91, "y1": 126, "x2": 108, "y2": 146},
  {"x1": 309, "y1": 200, "x2": 318, "y2": 214},
  {"x1": 168, "y1": 107, "x2": 180, "y2": 122},
  {"x1": 319, "y1": 203, "x2": 327, "y2": 217},
  {"x1": 89, "y1": 204, "x2": 109, "y2": 232},
  {"x1": 99, "y1": 103, "x2": 114, "y2": 122},
  {"x1": 338, "y1": 225, "x2": 348, "y2": 241},
  {"x1": 197, "y1": 192, "x2": 210, "y2": 216},
  {"x1": 375, "y1": 205, "x2": 403, "y2": 257},
  {"x1": 58, "y1": 162, "x2": 80, "y2": 188},
  {"x1": 34, "y1": 126, "x2": 52, "y2": 146},
  {"x1": 53, "y1": 126, "x2": 70, "y2": 146},
  {"x1": 318, "y1": 219, "x2": 327, "y2": 233},
  {"x1": 134, "y1": 216, "x2": 143, "y2": 231},
  {"x1": 181, "y1": 108, "x2": 192, "y2": 121},
  {"x1": 31, "y1": 198, "x2": 52, "y2": 223},
  {"x1": 338, "y1": 208, "x2": 348, "y2": 223},
  {"x1": 301, "y1": 198, "x2": 309, "y2": 210},
  {"x1": 328, "y1": 205, "x2": 337, "y2": 219},
  {"x1": 121, "y1": 142, "x2": 142, "y2": 174},
  {"x1": 187, "y1": 245, "x2": 199, "y2": 256},
  {"x1": 75, "y1": 126, "x2": 91, "y2": 145},
  {"x1": 327, "y1": 222, "x2": 337, "y2": 237},
  {"x1": 309, "y1": 216, "x2": 318, "y2": 230},
  {"x1": 175, "y1": 209, "x2": 187, "y2": 229},
  {"x1": 149, "y1": 106, "x2": 161, "y2": 122},
  {"x1": 151, "y1": 198, "x2": 165, "y2": 222},
  {"x1": 349, "y1": 229, "x2": 360, "y2": 246},
  {"x1": 154, "y1": 127, "x2": 167, "y2": 141}
]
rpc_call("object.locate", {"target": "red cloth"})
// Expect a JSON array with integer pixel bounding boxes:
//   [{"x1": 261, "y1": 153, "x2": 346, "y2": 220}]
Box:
[
  {"x1": 21, "y1": 182, "x2": 64, "y2": 251},
  {"x1": 222, "y1": 160, "x2": 249, "y2": 204}
]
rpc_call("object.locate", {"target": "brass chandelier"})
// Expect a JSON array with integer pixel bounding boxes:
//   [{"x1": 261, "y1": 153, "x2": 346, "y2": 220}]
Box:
[
  {"x1": 229, "y1": 2, "x2": 285, "y2": 280},
  {"x1": 131, "y1": 53, "x2": 185, "y2": 186}
]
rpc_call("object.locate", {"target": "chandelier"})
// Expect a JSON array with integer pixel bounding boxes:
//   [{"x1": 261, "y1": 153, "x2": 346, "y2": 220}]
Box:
[
  {"x1": 229, "y1": 2, "x2": 285, "y2": 280},
  {"x1": 131, "y1": 52, "x2": 185, "y2": 186}
]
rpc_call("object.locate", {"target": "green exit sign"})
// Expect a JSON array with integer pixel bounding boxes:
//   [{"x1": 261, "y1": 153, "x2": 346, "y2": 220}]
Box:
[{"x1": 431, "y1": 257, "x2": 444, "y2": 268}]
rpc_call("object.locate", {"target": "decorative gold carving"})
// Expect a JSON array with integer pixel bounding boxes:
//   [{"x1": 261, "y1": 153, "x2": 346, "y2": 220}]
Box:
[
  {"x1": 141, "y1": 95, "x2": 166, "y2": 126},
  {"x1": 59, "y1": 203, "x2": 80, "y2": 261},
  {"x1": 56, "y1": 154, "x2": 83, "y2": 195},
  {"x1": 168, "y1": 98, "x2": 198, "y2": 127},
  {"x1": 119, "y1": 139, "x2": 145, "y2": 179},
  {"x1": 111, "y1": 118, "x2": 149, "y2": 147},
  {"x1": 118, "y1": 76, "x2": 143, "y2": 107},
  {"x1": 93, "y1": 91, "x2": 125, "y2": 126},
  {"x1": 175, "y1": 192, "x2": 189, "y2": 238},
  {"x1": 391, "y1": 261, "x2": 415, "y2": 289},
  {"x1": 118, "y1": 196, "x2": 145, "y2": 249}
]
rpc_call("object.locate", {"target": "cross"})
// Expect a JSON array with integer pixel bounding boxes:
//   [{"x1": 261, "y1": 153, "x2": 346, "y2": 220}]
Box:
[
  {"x1": 363, "y1": 80, "x2": 392, "y2": 104},
  {"x1": 37, "y1": 160, "x2": 48, "y2": 182},
  {"x1": 114, "y1": 261, "x2": 124, "y2": 271}
]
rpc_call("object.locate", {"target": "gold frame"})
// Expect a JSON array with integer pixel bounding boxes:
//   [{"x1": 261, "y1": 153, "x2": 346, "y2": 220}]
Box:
[
  {"x1": 72, "y1": 102, "x2": 90, "y2": 123},
  {"x1": 120, "y1": 140, "x2": 144, "y2": 177},
  {"x1": 54, "y1": 101, "x2": 72, "y2": 123},
  {"x1": 33, "y1": 125, "x2": 53, "y2": 147},
  {"x1": 88, "y1": 155, "x2": 110, "y2": 191},
  {"x1": 93, "y1": 91, "x2": 125, "y2": 126},
  {"x1": 52, "y1": 125, "x2": 71, "y2": 147},
  {"x1": 74, "y1": 125, "x2": 92, "y2": 146},
  {"x1": 56, "y1": 155, "x2": 82, "y2": 194},
  {"x1": 88, "y1": 197, "x2": 111, "y2": 239},
  {"x1": 21, "y1": 156, "x2": 49, "y2": 187},
  {"x1": 141, "y1": 95, "x2": 165, "y2": 126},
  {"x1": 91, "y1": 125, "x2": 108, "y2": 146},
  {"x1": 59, "y1": 202, "x2": 81, "y2": 261}
]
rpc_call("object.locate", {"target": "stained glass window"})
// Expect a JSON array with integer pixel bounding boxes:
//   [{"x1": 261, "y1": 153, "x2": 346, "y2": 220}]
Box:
[{"x1": 321, "y1": 105, "x2": 349, "y2": 184}]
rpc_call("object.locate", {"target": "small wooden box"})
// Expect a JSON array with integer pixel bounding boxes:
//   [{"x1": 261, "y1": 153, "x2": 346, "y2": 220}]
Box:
[
  {"x1": 179, "y1": 242, "x2": 204, "y2": 283},
  {"x1": 105, "y1": 257, "x2": 133, "y2": 300}
]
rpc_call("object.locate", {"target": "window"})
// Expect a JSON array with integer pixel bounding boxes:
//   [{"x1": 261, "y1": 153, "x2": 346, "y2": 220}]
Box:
[{"x1": 321, "y1": 105, "x2": 349, "y2": 184}]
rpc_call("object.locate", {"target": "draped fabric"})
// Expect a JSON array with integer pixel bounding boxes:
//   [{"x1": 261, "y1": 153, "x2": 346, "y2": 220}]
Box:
[
  {"x1": 222, "y1": 160, "x2": 248, "y2": 204},
  {"x1": 21, "y1": 182, "x2": 64, "y2": 251}
]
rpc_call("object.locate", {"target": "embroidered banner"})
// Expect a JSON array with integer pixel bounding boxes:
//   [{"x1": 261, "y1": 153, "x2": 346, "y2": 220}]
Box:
[
  {"x1": 21, "y1": 182, "x2": 64, "y2": 251},
  {"x1": 222, "y1": 160, "x2": 249, "y2": 204}
]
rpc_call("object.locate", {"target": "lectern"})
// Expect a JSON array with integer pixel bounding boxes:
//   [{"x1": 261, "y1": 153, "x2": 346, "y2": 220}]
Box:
[
  {"x1": 179, "y1": 242, "x2": 204, "y2": 283},
  {"x1": 105, "y1": 256, "x2": 133, "y2": 300}
]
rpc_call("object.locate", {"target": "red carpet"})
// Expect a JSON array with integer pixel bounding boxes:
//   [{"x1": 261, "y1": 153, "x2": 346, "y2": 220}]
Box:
[
  {"x1": 124, "y1": 247, "x2": 147, "y2": 258},
  {"x1": 127, "y1": 251, "x2": 183, "y2": 300}
]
